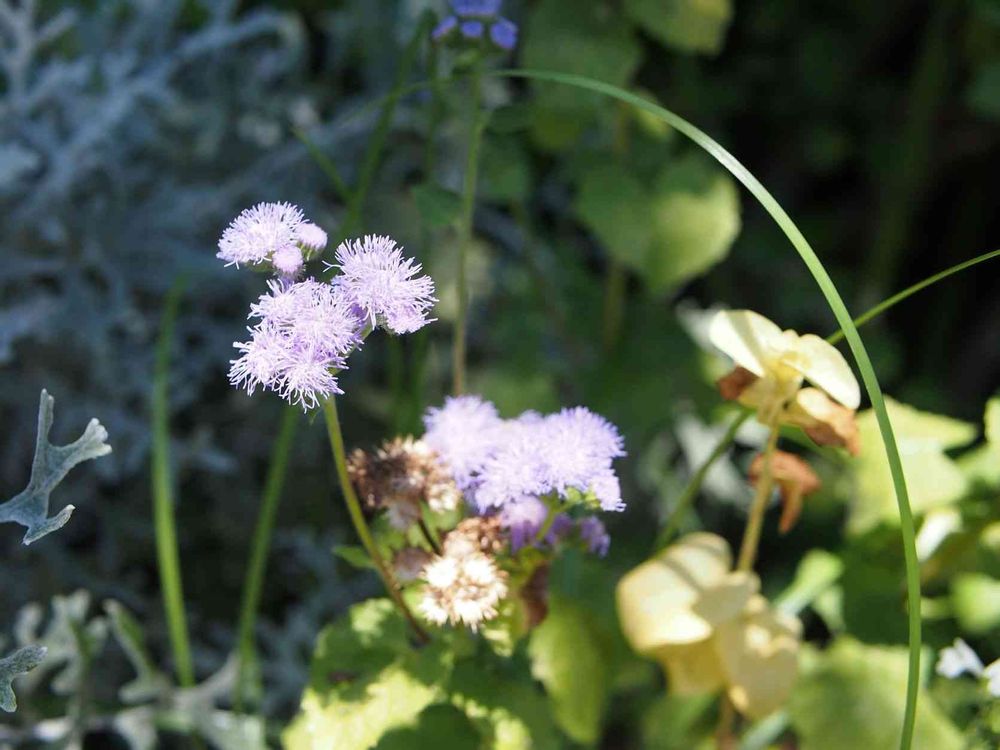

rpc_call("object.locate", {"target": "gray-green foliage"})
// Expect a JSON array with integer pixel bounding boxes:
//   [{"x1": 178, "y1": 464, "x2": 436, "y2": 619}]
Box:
[
  {"x1": 0, "y1": 390, "x2": 111, "y2": 545},
  {"x1": 0, "y1": 646, "x2": 46, "y2": 712}
]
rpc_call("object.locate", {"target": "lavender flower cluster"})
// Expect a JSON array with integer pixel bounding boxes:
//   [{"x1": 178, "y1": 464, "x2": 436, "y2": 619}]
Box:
[
  {"x1": 432, "y1": 0, "x2": 518, "y2": 52},
  {"x1": 423, "y1": 395, "x2": 625, "y2": 555},
  {"x1": 220, "y1": 203, "x2": 436, "y2": 409}
]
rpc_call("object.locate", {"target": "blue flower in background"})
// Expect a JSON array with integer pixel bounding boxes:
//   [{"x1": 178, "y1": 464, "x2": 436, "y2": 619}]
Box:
[{"x1": 433, "y1": 0, "x2": 517, "y2": 52}]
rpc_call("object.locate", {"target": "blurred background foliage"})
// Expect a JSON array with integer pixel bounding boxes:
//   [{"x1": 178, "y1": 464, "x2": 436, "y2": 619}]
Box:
[{"x1": 2, "y1": 0, "x2": 1000, "y2": 747}]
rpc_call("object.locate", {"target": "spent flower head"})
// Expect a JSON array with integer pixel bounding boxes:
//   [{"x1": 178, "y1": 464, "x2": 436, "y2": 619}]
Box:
[
  {"x1": 419, "y1": 542, "x2": 508, "y2": 631},
  {"x1": 330, "y1": 235, "x2": 437, "y2": 334}
]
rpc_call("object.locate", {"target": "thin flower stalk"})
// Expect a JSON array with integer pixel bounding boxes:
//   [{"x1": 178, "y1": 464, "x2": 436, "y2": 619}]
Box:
[
  {"x1": 321, "y1": 396, "x2": 429, "y2": 643},
  {"x1": 737, "y1": 424, "x2": 780, "y2": 572}
]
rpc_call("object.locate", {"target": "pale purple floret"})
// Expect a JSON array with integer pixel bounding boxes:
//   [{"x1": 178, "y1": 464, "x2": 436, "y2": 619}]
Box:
[
  {"x1": 329, "y1": 235, "x2": 437, "y2": 334},
  {"x1": 452, "y1": 0, "x2": 501, "y2": 16},
  {"x1": 217, "y1": 201, "x2": 305, "y2": 268},
  {"x1": 460, "y1": 20, "x2": 484, "y2": 39},
  {"x1": 272, "y1": 245, "x2": 304, "y2": 277},
  {"x1": 423, "y1": 395, "x2": 503, "y2": 491},
  {"x1": 500, "y1": 496, "x2": 549, "y2": 551},
  {"x1": 296, "y1": 221, "x2": 328, "y2": 252},
  {"x1": 432, "y1": 15, "x2": 458, "y2": 41},
  {"x1": 229, "y1": 279, "x2": 361, "y2": 410},
  {"x1": 490, "y1": 18, "x2": 518, "y2": 50},
  {"x1": 579, "y1": 516, "x2": 610, "y2": 557}
]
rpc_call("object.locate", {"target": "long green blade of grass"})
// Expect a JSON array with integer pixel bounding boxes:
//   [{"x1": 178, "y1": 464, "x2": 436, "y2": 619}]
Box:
[
  {"x1": 487, "y1": 68, "x2": 920, "y2": 750},
  {"x1": 151, "y1": 278, "x2": 196, "y2": 688}
]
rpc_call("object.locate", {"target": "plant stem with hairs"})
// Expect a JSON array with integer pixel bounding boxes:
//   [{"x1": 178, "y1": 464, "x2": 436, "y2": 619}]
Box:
[{"x1": 321, "y1": 396, "x2": 429, "y2": 643}]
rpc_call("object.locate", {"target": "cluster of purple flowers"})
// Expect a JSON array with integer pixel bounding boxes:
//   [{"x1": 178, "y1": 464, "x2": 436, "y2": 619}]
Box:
[
  {"x1": 220, "y1": 203, "x2": 436, "y2": 409},
  {"x1": 423, "y1": 395, "x2": 624, "y2": 556},
  {"x1": 432, "y1": 0, "x2": 518, "y2": 52}
]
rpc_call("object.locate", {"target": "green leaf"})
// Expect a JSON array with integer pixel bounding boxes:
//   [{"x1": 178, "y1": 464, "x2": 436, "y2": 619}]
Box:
[
  {"x1": 528, "y1": 596, "x2": 610, "y2": 744},
  {"x1": 335, "y1": 544, "x2": 377, "y2": 570},
  {"x1": 522, "y1": 0, "x2": 642, "y2": 149},
  {"x1": 951, "y1": 572, "x2": 1000, "y2": 635},
  {"x1": 574, "y1": 162, "x2": 655, "y2": 270},
  {"x1": 789, "y1": 639, "x2": 962, "y2": 750},
  {"x1": 412, "y1": 183, "x2": 463, "y2": 229},
  {"x1": 644, "y1": 154, "x2": 741, "y2": 292},
  {"x1": 449, "y1": 659, "x2": 561, "y2": 750},
  {"x1": 284, "y1": 599, "x2": 452, "y2": 750},
  {"x1": 967, "y1": 62, "x2": 1000, "y2": 120},
  {"x1": 958, "y1": 398, "x2": 1000, "y2": 485},
  {"x1": 376, "y1": 705, "x2": 481, "y2": 750},
  {"x1": 624, "y1": 0, "x2": 734, "y2": 55},
  {"x1": 774, "y1": 549, "x2": 845, "y2": 617},
  {"x1": 0, "y1": 645, "x2": 46, "y2": 712},
  {"x1": 848, "y1": 398, "x2": 976, "y2": 534},
  {"x1": 0, "y1": 390, "x2": 111, "y2": 544},
  {"x1": 479, "y1": 135, "x2": 532, "y2": 205}
]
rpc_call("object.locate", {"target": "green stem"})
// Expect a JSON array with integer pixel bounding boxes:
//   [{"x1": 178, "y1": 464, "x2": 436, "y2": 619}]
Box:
[
  {"x1": 656, "y1": 411, "x2": 749, "y2": 550},
  {"x1": 320, "y1": 396, "x2": 429, "y2": 643},
  {"x1": 737, "y1": 424, "x2": 780, "y2": 572},
  {"x1": 234, "y1": 406, "x2": 299, "y2": 710},
  {"x1": 151, "y1": 278, "x2": 196, "y2": 688},
  {"x1": 533, "y1": 504, "x2": 560, "y2": 547},
  {"x1": 452, "y1": 65, "x2": 484, "y2": 396},
  {"x1": 602, "y1": 259, "x2": 627, "y2": 352}
]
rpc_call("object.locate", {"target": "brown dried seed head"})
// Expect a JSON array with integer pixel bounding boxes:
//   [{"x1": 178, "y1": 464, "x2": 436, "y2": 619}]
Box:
[
  {"x1": 445, "y1": 516, "x2": 506, "y2": 556},
  {"x1": 393, "y1": 547, "x2": 433, "y2": 583},
  {"x1": 750, "y1": 451, "x2": 821, "y2": 534},
  {"x1": 717, "y1": 366, "x2": 760, "y2": 402},
  {"x1": 786, "y1": 388, "x2": 861, "y2": 456},
  {"x1": 346, "y1": 436, "x2": 461, "y2": 529},
  {"x1": 419, "y1": 545, "x2": 509, "y2": 631}
]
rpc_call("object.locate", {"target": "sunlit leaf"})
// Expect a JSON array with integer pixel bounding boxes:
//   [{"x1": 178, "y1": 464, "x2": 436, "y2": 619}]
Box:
[
  {"x1": 789, "y1": 638, "x2": 963, "y2": 750},
  {"x1": 624, "y1": 0, "x2": 733, "y2": 55},
  {"x1": 0, "y1": 390, "x2": 111, "y2": 544},
  {"x1": 951, "y1": 573, "x2": 1000, "y2": 635},
  {"x1": 848, "y1": 397, "x2": 976, "y2": 534},
  {"x1": 645, "y1": 155, "x2": 741, "y2": 292},
  {"x1": 528, "y1": 595, "x2": 610, "y2": 744}
]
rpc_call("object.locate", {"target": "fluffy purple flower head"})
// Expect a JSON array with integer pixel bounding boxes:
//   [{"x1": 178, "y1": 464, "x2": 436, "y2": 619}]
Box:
[
  {"x1": 229, "y1": 279, "x2": 360, "y2": 410},
  {"x1": 330, "y1": 235, "x2": 436, "y2": 334},
  {"x1": 423, "y1": 395, "x2": 502, "y2": 491},
  {"x1": 217, "y1": 202, "x2": 331, "y2": 278},
  {"x1": 422, "y1": 396, "x2": 626, "y2": 513},
  {"x1": 218, "y1": 202, "x2": 304, "y2": 268},
  {"x1": 460, "y1": 20, "x2": 485, "y2": 39},
  {"x1": 579, "y1": 516, "x2": 610, "y2": 557},
  {"x1": 489, "y1": 18, "x2": 518, "y2": 51},
  {"x1": 452, "y1": 0, "x2": 502, "y2": 16}
]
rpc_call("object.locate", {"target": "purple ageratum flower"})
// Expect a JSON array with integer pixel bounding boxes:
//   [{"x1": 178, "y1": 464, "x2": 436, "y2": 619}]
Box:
[
  {"x1": 432, "y1": 15, "x2": 458, "y2": 42},
  {"x1": 218, "y1": 201, "x2": 304, "y2": 268},
  {"x1": 423, "y1": 395, "x2": 502, "y2": 491},
  {"x1": 489, "y1": 18, "x2": 518, "y2": 51},
  {"x1": 229, "y1": 279, "x2": 361, "y2": 410},
  {"x1": 330, "y1": 235, "x2": 437, "y2": 334},
  {"x1": 460, "y1": 20, "x2": 485, "y2": 39},
  {"x1": 579, "y1": 516, "x2": 610, "y2": 556},
  {"x1": 452, "y1": 0, "x2": 502, "y2": 17}
]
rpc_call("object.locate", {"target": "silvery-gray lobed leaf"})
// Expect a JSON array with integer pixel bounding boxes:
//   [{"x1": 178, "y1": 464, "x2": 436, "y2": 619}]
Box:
[{"x1": 0, "y1": 390, "x2": 111, "y2": 544}]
